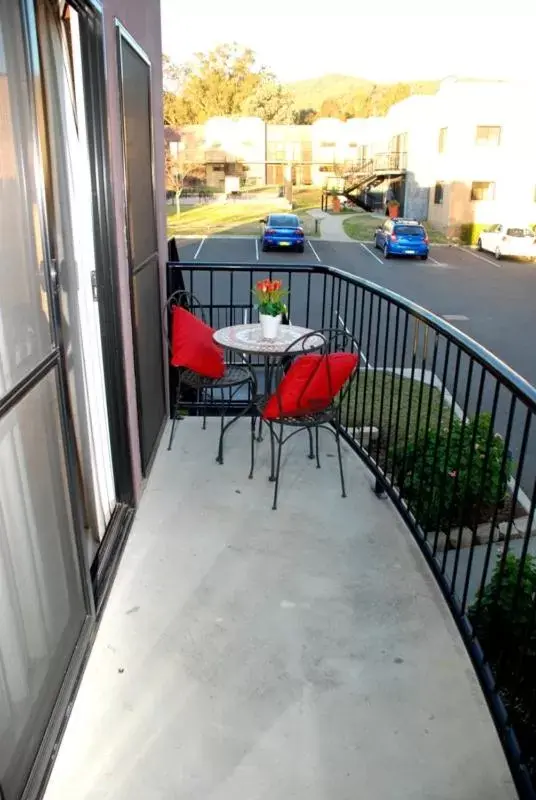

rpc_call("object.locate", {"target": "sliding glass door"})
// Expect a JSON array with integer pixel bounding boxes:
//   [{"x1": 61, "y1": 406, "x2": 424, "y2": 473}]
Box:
[{"x1": 0, "y1": 1, "x2": 90, "y2": 797}]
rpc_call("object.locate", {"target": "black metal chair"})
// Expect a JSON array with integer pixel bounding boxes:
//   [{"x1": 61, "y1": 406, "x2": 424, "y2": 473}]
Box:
[
  {"x1": 251, "y1": 329, "x2": 360, "y2": 510},
  {"x1": 164, "y1": 290, "x2": 257, "y2": 464}
]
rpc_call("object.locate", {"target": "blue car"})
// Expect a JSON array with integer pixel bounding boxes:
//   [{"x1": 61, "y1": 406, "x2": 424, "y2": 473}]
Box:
[
  {"x1": 261, "y1": 213, "x2": 305, "y2": 252},
  {"x1": 375, "y1": 218, "x2": 429, "y2": 260}
]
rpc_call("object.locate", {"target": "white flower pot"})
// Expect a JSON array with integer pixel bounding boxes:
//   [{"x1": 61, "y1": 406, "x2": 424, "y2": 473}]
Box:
[{"x1": 259, "y1": 313, "x2": 282, "y2": 340}]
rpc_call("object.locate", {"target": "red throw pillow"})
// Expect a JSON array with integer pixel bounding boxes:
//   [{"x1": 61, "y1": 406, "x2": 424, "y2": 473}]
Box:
[
  {"x1": 170, "y1": 306, "x2": 225, "y2": 379},
  {"x1": 263, "y1": 352, "x2": 358, "y2": 420}
]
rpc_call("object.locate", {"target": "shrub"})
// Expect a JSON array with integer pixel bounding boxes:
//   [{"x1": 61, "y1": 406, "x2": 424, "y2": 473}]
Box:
[
  {"x1": 469, "y1": 552, "x2": 536, "y2": 664},
  {"x1": 469, "y1": 553, "x2": 536, "y2": 780},
  {"x1": 459, "y1": 223, "x2": 492, "y2": 245},
  {"x1": 397, "y1": 412, "x2": 511, "y2": 531}
]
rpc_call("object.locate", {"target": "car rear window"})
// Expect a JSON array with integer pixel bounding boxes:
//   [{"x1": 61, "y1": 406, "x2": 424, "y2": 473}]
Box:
[
  {"x1": 270, "y1": 215, "x2": 298, "y2": 228},
  {"x1": 394, "y1": 225, "x2": 426, "y2": 237},
  {"x1": 506, "y1": 228, "x2": 532, "y2": 237}
]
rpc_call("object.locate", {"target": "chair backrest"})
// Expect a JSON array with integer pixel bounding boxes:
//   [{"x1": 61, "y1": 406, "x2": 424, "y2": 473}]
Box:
[
  {"x1": 263, "y1": 328, "x2": 360, "y2": 421},
  {"x1": 163, "y1": 290, "x2": 207, "y2": 355}
]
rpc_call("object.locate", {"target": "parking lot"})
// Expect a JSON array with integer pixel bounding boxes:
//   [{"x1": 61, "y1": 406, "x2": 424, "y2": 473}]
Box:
[{"x1": 176, "y1": 235, "x2": 536, "y2": 392}]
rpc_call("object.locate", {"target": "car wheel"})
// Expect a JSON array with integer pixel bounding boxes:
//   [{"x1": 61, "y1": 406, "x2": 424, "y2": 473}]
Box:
[
  {"x1": 374, "y1": 237, "x2": 379, "y2": 249},
  {"x1": 297, "y1": 244, "x2": 305, "y2": 253},
  {"x1": 477, "y1": 238, "x2": 483, "y2": 251},
  {"x1": 383, "y1": 244, "x2": 390, "y2": 259},
  {"x1": 262, "y1": 242, "x2": 268, "y2": 252},
  {"x1": 495, "y1": 247, "x2": 501, "y2": 261},
  {"x1": 420, "y1": 254, "x2": 428, "y2": 261}
]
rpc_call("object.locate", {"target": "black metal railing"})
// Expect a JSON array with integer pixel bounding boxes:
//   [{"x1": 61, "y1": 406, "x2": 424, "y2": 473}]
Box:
[{"x1": 166, "y1": 258, "x2": 536, "y2": 798}]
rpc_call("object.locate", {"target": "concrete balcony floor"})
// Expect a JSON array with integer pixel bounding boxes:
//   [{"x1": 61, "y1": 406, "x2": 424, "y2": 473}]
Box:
[{"x1": 44, "y1": 418, "x2": 516, "y2": 800}]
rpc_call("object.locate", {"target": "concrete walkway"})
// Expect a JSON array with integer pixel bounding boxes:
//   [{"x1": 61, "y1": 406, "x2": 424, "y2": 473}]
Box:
[
  {"x1": 44, "y1": 419, "x2": 515, "y2": 800},
  {"x1": 317, "y1": 210, "x2": 355, "y2": 242}
]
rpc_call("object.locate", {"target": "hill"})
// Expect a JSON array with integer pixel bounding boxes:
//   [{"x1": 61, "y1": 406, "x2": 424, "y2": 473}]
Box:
[
  {"x1": 287, "y1": 74, "x2": 375, "y2": 110},
  {"x1": 286, "y1": 74, "x2": 440, "y2": 114}
]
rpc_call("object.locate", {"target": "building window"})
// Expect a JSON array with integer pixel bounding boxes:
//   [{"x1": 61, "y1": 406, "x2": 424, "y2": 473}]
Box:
[
  {"x1": 438, "y1": 127, "x2": 447, "y2": 153},
  {"x1": 471, "y1": 181, "x2": 496, "y2": 201},
  {"x1": 320, "y1": 141, "x2": 336, "y2": 147},
  {"x1": 434, "y1": 182, "x2": 444, "y2": 205},
  {"x1": 475, "y1": 126, "x2": 501, "y2": 146},
  {"x1": 211, "y1": 141, "x2": 222, "y2": 148},
  {"x1": 348, "y1": 142, "x2": 358, "y2": 147}
]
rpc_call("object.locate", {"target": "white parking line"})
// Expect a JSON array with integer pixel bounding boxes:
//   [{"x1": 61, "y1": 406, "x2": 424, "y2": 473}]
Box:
[
  {"x1": 463, "y1": 248, "x2": 501, "y2": 268},
  {"x1": 308, "y1": 240, "x2": 322, "y2": 262},
  {"x1": 337, "y1": 313, "x2": 370, "y2": 366},
  {"x1": 254, "y1": 238, "x2": 259, "y2": 261},
  {"x1": 443, "y1": 315, "x2": 469, "y2": 321},
  {"x1": 359, "y1": 242, "x2": 384, "y2": 265},
  {"x1": 428, "y1": 254, "x2": 441, "y2": 265},
  {"x1": 193, "y1": 236, "x2": 206, "y2": 260}
]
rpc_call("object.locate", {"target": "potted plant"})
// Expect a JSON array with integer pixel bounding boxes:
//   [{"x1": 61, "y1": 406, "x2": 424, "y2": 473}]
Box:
[
  {"x1": 253, "y1": 278, "x2": 288, "y2": 340},
  {"x1": 387, "y1": 198, "x2": 400, "y2": 218}
]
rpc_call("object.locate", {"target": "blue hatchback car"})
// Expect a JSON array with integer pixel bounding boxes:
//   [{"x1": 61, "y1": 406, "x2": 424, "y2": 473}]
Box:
[
  {"x1": 261, "y1": 213, "x2": 305, "y2": 252},
  {"x1": 375, "y1": 219, "x2": 429, "y2": 260}
]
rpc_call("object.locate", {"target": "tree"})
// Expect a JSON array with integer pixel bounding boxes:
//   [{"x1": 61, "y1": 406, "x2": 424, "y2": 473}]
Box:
[
  {"x1": 175, "y1": 43, "x2": 268, "y2": 122},
  {"x1": 319, "y1": 98, "x2": 346, "y2": 120},
  {"x1": 241, "y1": 80, "x2": 296, "y2": 123},
  {"x1": 295, "y1": 107, "x2": 317, "y2": 124}
]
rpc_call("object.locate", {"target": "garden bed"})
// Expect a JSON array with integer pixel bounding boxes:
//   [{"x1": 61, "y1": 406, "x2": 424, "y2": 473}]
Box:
[{"x1": 342, "y1": 369, "x2": 528, "y2": 544}]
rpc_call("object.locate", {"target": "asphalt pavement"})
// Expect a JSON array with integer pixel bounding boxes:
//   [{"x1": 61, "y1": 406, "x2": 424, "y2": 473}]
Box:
[{"x1": 176, "y1": 235, "x2": 536, "y2": 391}]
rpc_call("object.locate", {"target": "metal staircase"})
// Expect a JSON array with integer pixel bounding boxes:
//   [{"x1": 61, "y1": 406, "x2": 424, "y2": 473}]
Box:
[{"x1": 342, "y1": 152, "x2": 407, "y2": 211}]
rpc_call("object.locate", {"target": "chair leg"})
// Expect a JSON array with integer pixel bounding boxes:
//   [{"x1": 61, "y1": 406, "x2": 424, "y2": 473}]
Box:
[
  {"x1": 202, "y1": 389, "x2": 207, "y2": 430},
  {"x1": 216, "y1": 388, "x2": 225, "y2": 464},
  {"x1": 315, "y1": 426, "x2": 321, "y2": 469},
  {"x1": 272, "y1": 427, "x2": 284, "y2": 510},
  {"x1": 307, "y1": 428, "x2": 314, "y2": 460},
  {"x1": 168, "y1": 411, "x2": 178, "y2": 451},
  {"x1": 168, "y1": 380, "x2": 182, "y2": 451},
  {"x1": 269, "y1": 423, "x2": 276, "y2": 482},
  {"x1": 336, "y1": 430, "x2": 347, "y2": 498},
  {"x1": 249, "y1": 410, "x2": 256, "y2": 479}
]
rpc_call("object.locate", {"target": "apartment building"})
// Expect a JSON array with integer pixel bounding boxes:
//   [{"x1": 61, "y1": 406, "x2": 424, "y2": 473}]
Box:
[
  {"x1": 427, "y1": 78, "x2": 536, "y2": 236},
  {"x1": 368, "y1": 77, "x2": 536, "y2": 235},
  {"x1": 167, "y1": 78, "x2": 536, "y2": 235}
]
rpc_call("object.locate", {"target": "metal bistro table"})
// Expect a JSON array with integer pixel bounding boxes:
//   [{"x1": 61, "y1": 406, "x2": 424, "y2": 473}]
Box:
[{"x1": 213, "y1": 322, "x2": 325, "y2": 448}]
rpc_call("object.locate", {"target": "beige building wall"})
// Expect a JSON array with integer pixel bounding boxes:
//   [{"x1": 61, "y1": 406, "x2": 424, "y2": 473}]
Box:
[{"x1": 425, "y1": 79, "x2": 536, "y2": 235}]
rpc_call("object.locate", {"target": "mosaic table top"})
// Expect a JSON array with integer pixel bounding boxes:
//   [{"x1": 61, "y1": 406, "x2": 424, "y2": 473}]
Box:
[{"x1": 213, "y1": 324, "x2": 324, "y2": 356}]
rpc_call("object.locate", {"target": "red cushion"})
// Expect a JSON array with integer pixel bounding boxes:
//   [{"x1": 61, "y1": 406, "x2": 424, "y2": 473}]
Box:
[
  {"x1": 263, "y1": 352, "x2": 358, "y2": 420},
  {"x1": 170, "y1": 306, "x2": 225, "y2": 379}
]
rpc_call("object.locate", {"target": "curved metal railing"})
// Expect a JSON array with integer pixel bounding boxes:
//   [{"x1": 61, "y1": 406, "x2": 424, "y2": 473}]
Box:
[{"x1": 167, "y1": 259, "x2": 536, "y2": 797}]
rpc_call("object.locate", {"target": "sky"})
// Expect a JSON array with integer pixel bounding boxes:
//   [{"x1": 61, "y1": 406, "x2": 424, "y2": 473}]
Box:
[{"x1": 161, "y1": 0, "x2": 535, "y2": 85}]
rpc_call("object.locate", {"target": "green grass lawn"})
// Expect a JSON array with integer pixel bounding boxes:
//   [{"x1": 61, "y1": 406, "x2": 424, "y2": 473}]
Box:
[
  {"x1": 342, "y1": 212, "x2": 449, "y2": 244},
  {"x1": 342, "y1": 371, "x2": 451, "y2": 455},
  {"x1": 166, "y1": 188, "x2": 322, "y2": 238}
]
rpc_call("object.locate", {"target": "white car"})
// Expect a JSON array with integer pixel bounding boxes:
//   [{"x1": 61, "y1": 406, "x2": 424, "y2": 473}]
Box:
[{"x1": 477, "y1": 224, "x2": 536, "y2": 261}]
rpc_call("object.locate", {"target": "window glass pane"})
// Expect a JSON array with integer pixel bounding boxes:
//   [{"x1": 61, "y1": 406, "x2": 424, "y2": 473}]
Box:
[
  {"x1": 471, "y1": 181, "x2": 495, "y2": 201},
  {"x1": 0, "y1": 370, "x2": 86, "y2": 798},
  {"x1": 0, "y1": 8, "x2": 53, "y2": 399},
  {"x1": 476, "y1": 126, "x2": 501, "y2": 145},
  {"x1": 269, "y1": 215, "x2": 298, "y2": 227}
]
